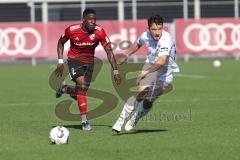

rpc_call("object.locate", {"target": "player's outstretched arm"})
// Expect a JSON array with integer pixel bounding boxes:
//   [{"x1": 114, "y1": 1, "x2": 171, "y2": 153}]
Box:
[
  {"x1": 104, "y1": 44, "x2": 121, "y2": 85},
  {"x1": 55, "y1": 36, "x2": 68, "y2": 77},
  {"x1": 126, "y1": 41, "x2": 141, "y2": 57},
  {"x1": 115, "y1": 41, "x2": 141, "y2": 65},
  {"x1": 136, "y1": 55, "x2": 168, "y2": 85}
]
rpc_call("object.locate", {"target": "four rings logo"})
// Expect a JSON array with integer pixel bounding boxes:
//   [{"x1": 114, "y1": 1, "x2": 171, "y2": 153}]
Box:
[
  {"x1": 0, "y1": 27, "x2": 42, "y2": 55},
  {"x1": 183, "y1": 23, "x2": 240, "y2": 51}
]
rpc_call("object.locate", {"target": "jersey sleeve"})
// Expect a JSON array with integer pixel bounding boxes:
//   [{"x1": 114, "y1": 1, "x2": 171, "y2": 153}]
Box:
[
  {"x1": 98, "y1": 28, "x2": 111, "y2": 47},
  {"x1": 157, "y1": 34, "x2": 172, "y2": 57},
  {"x1": 61, "y1": 27, "x2": 71, "y2": 41},
  {"x1": 136, "y1": 32, "x2": 145, "y2": 47}
]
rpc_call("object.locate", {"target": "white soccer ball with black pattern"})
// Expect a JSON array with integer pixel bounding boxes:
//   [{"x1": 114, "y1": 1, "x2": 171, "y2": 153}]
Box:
[{"x1": 49, "y1": 126, "x2": 69, "y2": 145}]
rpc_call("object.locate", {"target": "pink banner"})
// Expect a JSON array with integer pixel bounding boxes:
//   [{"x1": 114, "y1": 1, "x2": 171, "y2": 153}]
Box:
[
  {"x1": 0, "y1": 20, "x2": 169, "y2": 59},
  {"x1": 174, "y1": 18, "x2": 240, "y2": 54}
]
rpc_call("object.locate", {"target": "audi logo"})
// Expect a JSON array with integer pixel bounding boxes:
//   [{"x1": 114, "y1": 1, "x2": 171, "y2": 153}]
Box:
[
  {"x1": 183, "y1": 23, "x2": 240, "y2": 51},
  {"x1": 0, "y1": 27, "x2": 42, "y2": 55}
]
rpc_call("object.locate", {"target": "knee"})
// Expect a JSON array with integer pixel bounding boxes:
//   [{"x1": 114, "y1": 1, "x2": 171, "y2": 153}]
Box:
[
  {"x1": 75, "y1": 84, "x2": 86, "y2": 95},
  {"x1": 76, "y1": 78, "x2": 90, "y2": 93},
  {"x1": 136, "y1": 96, "x2": 143, "y2": 102},
  {"x1": 135, "y1": 87, "x2": 150, "y2": 102},
  {"x1": 70, "y1": 94, "x2": 77, "y2": 100},
  {"x1": 75, "y1": 80, "x2": 86, "y2": 92}
]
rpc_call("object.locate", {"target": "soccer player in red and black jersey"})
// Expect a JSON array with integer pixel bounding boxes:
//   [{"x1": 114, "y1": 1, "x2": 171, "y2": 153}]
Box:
[{"x1": 54, "y1": 8, "x2": 121, "y2": 131}]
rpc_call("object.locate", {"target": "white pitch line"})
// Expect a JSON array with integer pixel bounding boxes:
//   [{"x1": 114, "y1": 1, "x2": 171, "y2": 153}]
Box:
[
  {"x1": 175, "y1": 74, "x2": 209, "y2": 79},
  {"x1": 0, "y1": 97, "x2": 239, "y2": 106},
  {"x1": 159, "y1": 97, "x2": 240, "y2": 103},
  {"x1": 0, "y1": 102, "x2": 55, "y2": 106}
]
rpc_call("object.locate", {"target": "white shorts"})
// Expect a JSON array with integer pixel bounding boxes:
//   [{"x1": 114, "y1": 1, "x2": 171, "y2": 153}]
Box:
[{"x1": 139, "y1": 64, "x2": 173, "y2": 102}]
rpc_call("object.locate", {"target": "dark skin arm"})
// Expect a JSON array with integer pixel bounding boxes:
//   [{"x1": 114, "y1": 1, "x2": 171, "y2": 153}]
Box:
[
  {"x1": 104, "y1": 44, "x2": 121, "y2": 85},
  {"x1": 55, "y1": 36, "x2": 68, "y2": 77}
]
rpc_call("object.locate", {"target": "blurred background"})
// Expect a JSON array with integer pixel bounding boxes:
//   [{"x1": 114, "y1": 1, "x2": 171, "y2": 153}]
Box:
[{"x1": 0, "y1": 0, "x2": 239, "y2": 65}]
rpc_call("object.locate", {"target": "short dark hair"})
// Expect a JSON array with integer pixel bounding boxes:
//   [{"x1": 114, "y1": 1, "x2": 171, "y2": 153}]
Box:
[
  {"x1": 148, "y1": 15, "x2": 163, "y2": 27},
  {"x1": 83, "y1": 8, "x2": 96, "y2": 17}
]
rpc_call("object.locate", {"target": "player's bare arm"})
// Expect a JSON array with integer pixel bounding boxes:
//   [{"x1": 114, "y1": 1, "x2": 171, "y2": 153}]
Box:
[
  {"x1": 104, "y1": 43, "x2": 122, "y2": 85},
  {"x1": 116, "y1": 41, "x2": 141, "y2": 65},
  {"x1": 126, "y1": 41, "x2": 141, "y2": 57},
  {"x1": 55, "y1": 36, "x2": 68, "y2": 77},
  {"x1": 136, "y1": 55, "x2": 168, "y2": 85}
]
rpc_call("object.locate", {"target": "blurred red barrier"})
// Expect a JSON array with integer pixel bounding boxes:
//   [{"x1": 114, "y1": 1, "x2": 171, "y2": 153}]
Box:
[{"x1": 0, "y1": 20, "x2": 169, "y2": 59}]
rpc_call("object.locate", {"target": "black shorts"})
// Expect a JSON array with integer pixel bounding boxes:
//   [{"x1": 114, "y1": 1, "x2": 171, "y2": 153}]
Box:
[{"x1": 67, "y1": 58, "x2": 94, "y2": 84}]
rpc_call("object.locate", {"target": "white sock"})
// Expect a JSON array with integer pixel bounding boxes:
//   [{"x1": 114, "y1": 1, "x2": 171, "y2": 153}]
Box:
[
  {"x1": 61, "y1": 81, "x2": 67, "y2": 93},
  {"x1": 81, "y1": 114, "x2": 87, "y2": 122},
  {"x1": 117, "y1": 96, "x2": 141, "y2": 122}
]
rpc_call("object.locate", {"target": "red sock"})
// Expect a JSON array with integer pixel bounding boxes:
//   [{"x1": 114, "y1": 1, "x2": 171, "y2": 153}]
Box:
[{"x1": 77, "y1": 93, "x2": 87, "y2": 115}]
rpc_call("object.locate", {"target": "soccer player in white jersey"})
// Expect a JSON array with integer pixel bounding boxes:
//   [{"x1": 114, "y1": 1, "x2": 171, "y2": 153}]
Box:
[{"x1": 112, "y1": 15, "x2": 179, "y2": 133}]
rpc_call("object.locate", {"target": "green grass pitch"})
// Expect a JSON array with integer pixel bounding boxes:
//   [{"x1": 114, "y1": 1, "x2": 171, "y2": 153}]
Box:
[{"x1": 0, "y1": 60, "x2": 239, "y2": 160}]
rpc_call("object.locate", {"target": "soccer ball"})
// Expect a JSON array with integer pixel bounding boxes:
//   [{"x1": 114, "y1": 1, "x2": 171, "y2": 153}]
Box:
[
  {"x1": 49, "y1": 126, "x2": 69, "y2": 145},
  {"x1": 213, "y1": 60, "x2": 221, "y2": 68}
]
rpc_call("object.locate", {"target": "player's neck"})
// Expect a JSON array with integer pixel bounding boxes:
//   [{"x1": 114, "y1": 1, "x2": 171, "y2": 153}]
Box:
[{"x1": 80, "y1": 23, "x2": 89, "y2": 33}]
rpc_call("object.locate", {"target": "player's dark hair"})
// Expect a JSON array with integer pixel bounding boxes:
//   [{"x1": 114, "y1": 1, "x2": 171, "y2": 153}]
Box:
[
  {"x1": 148, "y1": 15, "x2": 163, "y2": 27},
  {"x1": 83, "y1": 8, "x2": 96, "y2": 17}
]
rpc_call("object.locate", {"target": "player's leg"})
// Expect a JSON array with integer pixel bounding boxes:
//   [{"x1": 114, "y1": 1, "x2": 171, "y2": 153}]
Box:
[
  {"x1": 123, "y1": 65, "x2": 157, "y2": 131},
  {"x1": 56, "y1": 81, "x2": 67, "y2": 98},
  {"x1": 74, "y1": 75, "x2": 92, "y2": 131},
  {"x1": 112, "y1": 86, "x2": 151, "y2": 133},
  {"x1": 112, "y1": 63, "x2": 154, "y2": 133},
  {"x1": 125, "y1": 99, "x2": 153, "y2": 131},
  {"x1": 65, "y1": 59, "x2": 94, "y2": 130},
  {"x1": 76, "y1": 62, "x2": 94, "y2": 131},
  {"x1": 56, "y1": 59, "x2": 80, "y2": 98},
  {"x1": 56, "y1": 81, "x2": 78, "y2": 99},
  {"x1": 125, "y1": 81, "x2": 173, "y2": 131},
  {"x1": 124, "y1": 86, "x2": 153, "y2": 131},
  {"x1": 112, "y1": 96, "x2": 140, "y2": 133}
]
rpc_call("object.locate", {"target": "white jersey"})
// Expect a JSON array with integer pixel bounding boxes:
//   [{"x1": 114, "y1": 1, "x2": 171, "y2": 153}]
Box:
[{"x1": 137, "y1": 30, "x2": 179, "y2": 83}]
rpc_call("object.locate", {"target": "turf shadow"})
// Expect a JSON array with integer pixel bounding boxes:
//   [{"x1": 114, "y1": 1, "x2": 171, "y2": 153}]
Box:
[
  {"x1": 114, "y1": 129, "x2": 168, "y2": 136},
  {"x1": 60, "y1": 124, "x2": 112, "y2": 130}
]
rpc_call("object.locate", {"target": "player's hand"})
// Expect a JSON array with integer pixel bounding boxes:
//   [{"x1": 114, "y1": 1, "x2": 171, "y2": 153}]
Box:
[
  {"x1": 136, "y1": 71, "x2": 147, "y2": 85},
  {"x1": 115, "y1": 53, "x2": 128, "y2": 65},
  {"x1": 55, "y1": 64, "x2": 64, "y2": 77},
  {"x1": 113, "y1": 73, "x2": 122, "y2": 85}
]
